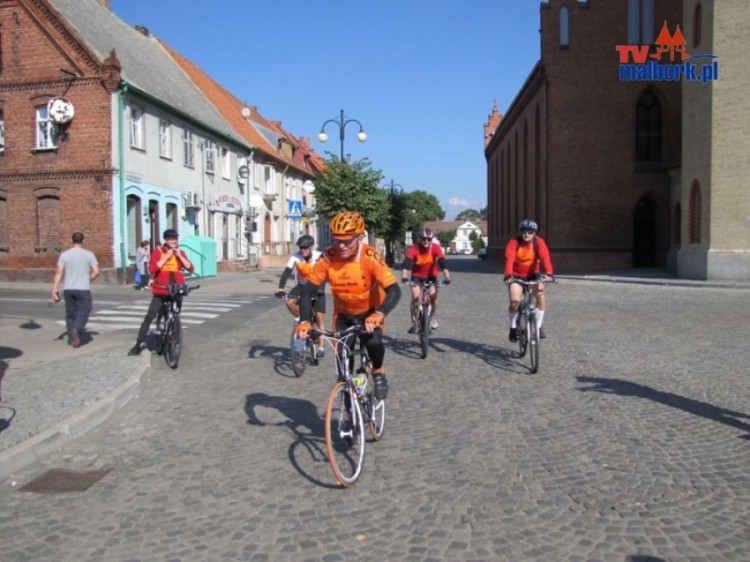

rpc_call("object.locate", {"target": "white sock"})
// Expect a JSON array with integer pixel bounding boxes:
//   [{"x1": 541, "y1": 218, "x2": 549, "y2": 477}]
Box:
[
  {"x1": 509, "y1": 312, "x2": 518, "y2": 329},
  {"x1": 536, "y1": 310, "x2": 545, "y2": 327}
]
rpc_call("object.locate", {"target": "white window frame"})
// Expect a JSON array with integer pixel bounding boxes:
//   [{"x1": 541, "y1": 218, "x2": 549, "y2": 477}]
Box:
[
  {"x1": 204, "y1": 139, "x2": 216, "y2": 174},
  {"x1": 264, "y1": 165, "x2": 274, "y2": 195},
  {"x1": 183, "y1": 129, "x2": 195, "y2": 168},
  {"x1": 36, "y1": 105, "x2": 57, "y2": 150},
  {"x1": 221, "y1": 146, "x2": 231, "y2": 179},
  {"x1": 159, "y1": 119, "x2": 172, "y2": 159},
  {"x1": 130, "y1": 105, "x2": 145, "y2": 150}
]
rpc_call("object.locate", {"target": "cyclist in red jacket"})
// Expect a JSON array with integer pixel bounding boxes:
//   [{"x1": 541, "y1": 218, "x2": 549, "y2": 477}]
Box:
[
  {"x1": 503, "y1": 219, "x2": 554, "y2": 342},
  {"x1": 128, "y1": 228, "x2": 194, "y2": 355},
  {"x1": 401, "y1": 227, "x2": 451, "y2": 332}
]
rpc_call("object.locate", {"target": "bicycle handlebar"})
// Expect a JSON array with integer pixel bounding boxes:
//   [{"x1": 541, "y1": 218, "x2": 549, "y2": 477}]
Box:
[
  {"x1": 407, "y1": 280, "x2": 448, "y2": 288},
  {"x1": 309, "y1": 323, "x2": 364, "y2": 341}
]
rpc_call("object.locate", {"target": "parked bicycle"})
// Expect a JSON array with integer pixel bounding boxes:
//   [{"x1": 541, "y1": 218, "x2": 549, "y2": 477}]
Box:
[
  {"x1": 279, "y1": 292, "x2": 322, "y2": 377},
  {"x1": 310, "y1": 323, "x2": 385, "y2": 487},
  {"x1": 154, "y1": 283, "x2": 200, "y2": 369},
  {"x1": 510, "y1": 277, "x2": 553, "y2": 374},
  {"x1": 409, "y1": 280, "x2": 447, "y2": 359}
]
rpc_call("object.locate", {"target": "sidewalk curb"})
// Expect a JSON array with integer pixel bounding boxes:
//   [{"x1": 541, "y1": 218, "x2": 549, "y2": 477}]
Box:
[{"x1": 0, "y1": 350, "x2": 150, "y2": 483}]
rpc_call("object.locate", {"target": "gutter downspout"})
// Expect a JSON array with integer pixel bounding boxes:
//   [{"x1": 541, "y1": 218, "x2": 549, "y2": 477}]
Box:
[{"x1": 118, "y1": 84, "x2": 128, "y2": 283}]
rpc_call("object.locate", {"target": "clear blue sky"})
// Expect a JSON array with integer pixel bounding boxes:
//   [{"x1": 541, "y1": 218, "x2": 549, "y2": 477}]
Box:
[{"x1": 110, "y1": 0, "x2": 541, "y2": 220}]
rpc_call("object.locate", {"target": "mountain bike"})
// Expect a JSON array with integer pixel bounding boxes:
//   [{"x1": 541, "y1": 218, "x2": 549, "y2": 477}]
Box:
[
  {"x1": 310, "y1": 323, "x2": 385, "y2": 487},
  {"x1": 280, "y1": 292, "x2": 321, "y2": 377},
  {"x1": 510, "y1": 277, "x2": 552, "y2": 374},
  {"x1": 155, "y1": 283, "x2": 200, "y2": 369},
  {"x1": 409, "y1": 280, "x2": 446, "y2": 359}
]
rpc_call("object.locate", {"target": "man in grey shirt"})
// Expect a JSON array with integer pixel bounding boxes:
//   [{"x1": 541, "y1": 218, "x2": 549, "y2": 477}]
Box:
[{"x1": 51, "y1": 232, "x2": 100, "y2": 348}]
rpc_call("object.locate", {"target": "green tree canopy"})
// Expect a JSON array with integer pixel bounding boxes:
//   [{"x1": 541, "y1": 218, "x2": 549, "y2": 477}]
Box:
[
  {"x1": 435, "y1": 229, "x2": 456, "y2": 249},
  {"x1": 455, "y1": 208, "x2": 481, "y2": 221},
  {"x1": 313, "y1": 155, "x2": 389, "y2": 236},
  {"x1": 403, "y1": 190, "x2": 445, "y2": 233}
]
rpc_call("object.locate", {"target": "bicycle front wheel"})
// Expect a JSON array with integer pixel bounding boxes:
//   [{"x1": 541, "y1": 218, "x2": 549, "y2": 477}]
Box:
[
  {"x1": 528, "y1": 314, "x2": 539, "y2": 374},
  {"x1": 419, "y1": 309, "x2": 429, "y2": 359},
  {"x1": 163, "y1": 315, "x2": 182, "y2": 369},
  {"x1": 367, "y1": 388, "x2": 386, "y2": 442},
  {"x1": 517, "y1": 315, "x2": 528, "y2": 358},
  {"x1": 325, "y1": 381, "x2": 366, "y2": 487},
  {"x1": 290, "y1": 331, "x2": 307, "y2": 377}
]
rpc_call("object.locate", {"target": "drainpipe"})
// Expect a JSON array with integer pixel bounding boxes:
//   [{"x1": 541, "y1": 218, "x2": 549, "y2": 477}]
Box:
[{"x1": 118, "y1": 84, "x2": 128, "y2": 283}]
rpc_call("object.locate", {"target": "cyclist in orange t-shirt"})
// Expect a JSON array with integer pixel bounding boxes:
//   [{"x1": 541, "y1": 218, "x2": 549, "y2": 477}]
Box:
[
  {"x1": 503, "y1": 219, "x2": 554, "y2": 342},
  {"x1": 295, "y1": 211, "x2": 401, "y2": 399}
]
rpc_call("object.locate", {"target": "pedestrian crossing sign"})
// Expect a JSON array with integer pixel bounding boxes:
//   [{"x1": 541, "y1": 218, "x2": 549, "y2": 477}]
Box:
[{"x1": 288, "y1": 200, "x2": 303, "y2": 219}]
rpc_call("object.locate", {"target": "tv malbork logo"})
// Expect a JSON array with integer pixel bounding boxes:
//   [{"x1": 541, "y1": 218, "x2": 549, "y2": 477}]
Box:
[{"x1": 616, "y1": 21, "x2": 718, "y2": 83}]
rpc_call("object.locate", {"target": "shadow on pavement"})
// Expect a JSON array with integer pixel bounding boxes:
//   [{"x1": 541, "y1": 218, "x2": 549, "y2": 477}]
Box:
[
  {"x1": 387, "y1": 334, "x2": 525, "y2": 372},
  {"x1": 244, "y1": 392, "x2": 338, "y2": 489},
  {"x1": 577, "y1": 375, "x2": 750, "y2": 440}
]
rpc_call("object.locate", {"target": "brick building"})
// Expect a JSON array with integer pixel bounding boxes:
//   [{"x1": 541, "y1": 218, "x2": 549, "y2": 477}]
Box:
[
  {"x1": 0, "y1": 0, "x2": 118, "y2": 281},
  {"x1": 485, "y1": 0, "x2": 749, "y2": 280},
  {"x1": 0, "y1": 0, "x2": 326, "y2": 282}
]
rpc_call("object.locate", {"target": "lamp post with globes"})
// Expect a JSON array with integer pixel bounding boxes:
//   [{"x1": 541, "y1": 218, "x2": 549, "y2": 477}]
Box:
[
  {"x1": 382, "y1": 179, "x2": 404, "y2": 266},
  {"x1": 318, "y1": 109, "x2": 367, "y2": 161}
]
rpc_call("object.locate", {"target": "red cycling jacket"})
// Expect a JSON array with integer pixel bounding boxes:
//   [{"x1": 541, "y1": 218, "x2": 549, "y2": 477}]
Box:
[
  {"x1": 148, "y1": 246, "x2": 194, "y2": 296},
  {"x1": 503, "y1": 236, "x2": 554, "y2": 278}
]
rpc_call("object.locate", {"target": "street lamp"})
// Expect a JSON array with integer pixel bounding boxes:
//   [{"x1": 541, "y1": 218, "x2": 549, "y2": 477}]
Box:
[
  {"x1": 318, "y1": 109, "x2": 367, "y2": 161},
  {"x1": 382, "y1": 179, "x2": 404, "y2": 266}
]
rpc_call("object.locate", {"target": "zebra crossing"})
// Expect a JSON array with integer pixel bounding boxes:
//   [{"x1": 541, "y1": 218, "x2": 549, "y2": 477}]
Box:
[{"x1": 56, "y1": 295, "x2": 269, "y2": 332}]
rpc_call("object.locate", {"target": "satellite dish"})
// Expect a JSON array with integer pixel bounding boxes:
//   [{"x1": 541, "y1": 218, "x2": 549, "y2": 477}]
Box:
[
  {"x1": 241, "y1": 107, "x2": 251, "y2": 118},
  {"x1": 47, "y1": 98, "x2": 75, "y2": 124}
]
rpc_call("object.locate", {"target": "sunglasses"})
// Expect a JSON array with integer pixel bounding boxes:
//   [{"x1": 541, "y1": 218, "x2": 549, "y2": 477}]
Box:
[
  {"x1": 420, "y1": 237, "x2": 433, "y2": 242},
  {"x1": 335, "y1": 236, "x2": 358, "y2": 247},
  {"x1": 521, "y1": 230, "x2": 535, "y2": 235}
]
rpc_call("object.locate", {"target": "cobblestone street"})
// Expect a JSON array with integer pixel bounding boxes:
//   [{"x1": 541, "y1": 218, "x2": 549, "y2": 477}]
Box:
[{"x1": 1, "y1": 262, "x2": 749, "y2": 561}]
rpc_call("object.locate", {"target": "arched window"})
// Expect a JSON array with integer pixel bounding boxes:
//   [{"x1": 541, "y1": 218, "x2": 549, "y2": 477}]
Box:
[
  {"x1": 126, "y1": 195, "x2": 143, "y2": 258},
  {"x1": 37, "y1": 195, "x2": 61, "y2": 249},
  {"x1": 636, "y1": 91, "x2": 661, "y2": 162},
  {"x1": 693, "y1": 2, "x2": 702, "y2": 47},
  {"x1": 560, "y1": 6, "x2": 570, "y2": 47},
  {"x1": 689, "y1": 181, "x2": 701, "y2": 244}
]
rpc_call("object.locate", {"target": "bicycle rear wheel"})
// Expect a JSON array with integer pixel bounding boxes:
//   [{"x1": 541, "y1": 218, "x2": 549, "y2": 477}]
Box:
[
  {"x1": 325, "y1": 381, "x2": 366, "y2": 487},
  {"x1": 163, "y1": 315, "x2": 182, "y2": 369},
  {"x1": 290, "y1": 331, "x2": 307, "y2": 377},
  {"x1": 528, "y1": 314, "x2": 539, "y2": 374},
  {"x1": 517, "y1": 314, "x2": 528, "y2": 358},
  {"x1": 419, "y1": 309, "x2": 429, "y2": 359}
]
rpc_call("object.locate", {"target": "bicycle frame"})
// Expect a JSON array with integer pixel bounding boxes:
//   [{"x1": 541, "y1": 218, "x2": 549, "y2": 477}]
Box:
[
  {"x1": 311, "y1": 323, "x2": 385, "y2": 487},
  {"x1": 282, "y1": 293, "x2": 320, "y2": 376},
  {"x1": 509, "y1": 278, "x2": 542, "y2": 373},
  {"x1": 409, "y1": 280, "x2": 445, "y2": 359},
  {"x1": 155, "y1": 283, "x2": 200, "y2": 369}
]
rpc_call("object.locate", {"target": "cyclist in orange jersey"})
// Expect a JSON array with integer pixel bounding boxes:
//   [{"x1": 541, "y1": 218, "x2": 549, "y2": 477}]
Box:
[
  {"x1": 295, "y1": 211, "x2": 401, "y2": 399},
  {"x1": 503, "y1": 219, "x2": 554, "y2": 342}
]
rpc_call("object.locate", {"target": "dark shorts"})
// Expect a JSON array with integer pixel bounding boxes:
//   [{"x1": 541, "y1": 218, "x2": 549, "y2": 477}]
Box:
[{"x1": 288, "y1": 284, "x2": 326, "y2": 313}]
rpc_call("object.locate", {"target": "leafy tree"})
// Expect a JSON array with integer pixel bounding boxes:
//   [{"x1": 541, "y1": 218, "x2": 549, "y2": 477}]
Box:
[
  {"x1": 455, "y1": 208, "x2": 481, "y2": 221},
  {"x1": 403, "y1": 190, "x2": 445, "y2": 233},
  {"x1": 479, "y1": 206, "x2": 487, "y2": 220},
  {"x1": 470, "y1": 230, "x2": 485, "y2": 252},
  {"x1": 313, "y1": 155, "x2": 389, "y2": 235},
  {"x1": 435, "y1": 229, "x2": 456, "y2": 249}
]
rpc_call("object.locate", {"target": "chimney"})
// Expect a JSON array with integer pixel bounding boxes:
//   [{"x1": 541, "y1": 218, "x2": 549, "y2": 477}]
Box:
[{"x1": 97, "y1": 0, "x2": 110, "y2": 9}]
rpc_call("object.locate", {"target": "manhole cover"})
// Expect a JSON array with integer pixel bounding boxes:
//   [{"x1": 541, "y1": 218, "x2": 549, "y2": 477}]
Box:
[{"x1": 19, "y1": 467, "x2": 113, "y2": 493}]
